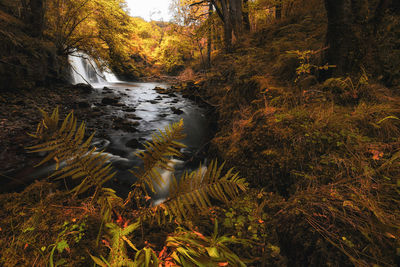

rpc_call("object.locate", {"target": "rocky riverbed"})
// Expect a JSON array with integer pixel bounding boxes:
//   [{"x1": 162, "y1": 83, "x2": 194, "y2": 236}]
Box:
[{"x1": 0, "y1": 81, "x2": 215, "y2": 195}]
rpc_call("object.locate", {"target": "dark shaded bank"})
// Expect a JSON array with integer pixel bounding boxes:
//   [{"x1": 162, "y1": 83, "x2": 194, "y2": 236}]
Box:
[
  {"x1": 176, "y1": 6, "x2": 400, "y2": 266},
  {"x1": 0, "y1": 9, "x2": 69, "y2": 90},
  {"x1": 0, "y1": 84, "x2": 94, "y2": 186}
]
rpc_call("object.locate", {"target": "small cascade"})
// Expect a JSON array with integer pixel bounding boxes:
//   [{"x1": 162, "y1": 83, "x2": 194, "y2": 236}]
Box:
[{"x1": 68, "y1": 52, "x2": 120, "y2": 85}]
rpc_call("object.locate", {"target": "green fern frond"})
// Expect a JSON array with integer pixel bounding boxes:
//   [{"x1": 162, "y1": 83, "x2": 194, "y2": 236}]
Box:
[
  {"x1": 27, "y1": 108, "x2": 116, "y2": 197},
  {"x1": 151, "y1": 160, "x2": 248, "y2": 223},
  {"x1": 131, "y1": 119, "x2": 186, "y2": 194},
  {"x1": 166, "y1": 221, "x2": 247, "y2": 267},
  {"x1": 103, "y1": 221, "x2": 140, "y2": 267},
  {"x1": 134, "y1": 247, "x2": 159, "y2": 267}
]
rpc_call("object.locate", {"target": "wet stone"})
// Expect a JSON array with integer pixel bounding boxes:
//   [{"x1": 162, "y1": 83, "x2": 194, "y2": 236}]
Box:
[
  {"x1": 123, "y1": 107, "x2": 136, "y2": 112},
  {"x1": 171, "y1": 107, "x2": 184, "y2": 115},
  {"x1": 125, "y1": 138, "x2": 144, "y2": 149},
  {"x1": 124, "y1": 114, "x2": 142, "y2": 120},
  {"x1": 76, "y1": 101, "x2": 90, "y2": 108},
  {"x1": 75, "y1": 83, "x2": 93, "y2": 94},
  {"x1": 112, "y1": 118, "x2": 139, "y2": 132},
  {"x1": 101, "y1": 97, "x2": 120, "y2": 105}
]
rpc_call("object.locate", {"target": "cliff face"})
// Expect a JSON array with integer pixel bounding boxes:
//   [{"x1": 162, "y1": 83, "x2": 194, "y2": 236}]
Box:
[{"x1": 0, "y1": 9, "x2": 69, "y2": 90}]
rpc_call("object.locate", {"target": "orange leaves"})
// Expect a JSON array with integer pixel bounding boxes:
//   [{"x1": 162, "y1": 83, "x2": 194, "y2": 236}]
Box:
[{"x1": 369, "y1": 149, "x2": 384, "y2": 160}]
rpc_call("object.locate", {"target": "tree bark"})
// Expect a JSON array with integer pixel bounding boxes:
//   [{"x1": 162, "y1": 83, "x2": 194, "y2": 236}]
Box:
[
  {"x1": 323, "y1": 0, "x2": 394, "y2": 77},
  {"x1": 207, "y1": 1, "x2": 213, "y2": 68},
  {"x1": 28, "y1": 0, "x2": 45, "y2": 37},
  {"x1": 230, "y1": 0, "x2": 243, "y2": 39},
  {"x1": 323, "y1": 0, "x2": 356, "y2": 75},
  {"x1": 220, "y1": 0, "x2": 232, "y2": 52},
  {"x1": 243, "y1": 0, "x2": 250, "y2": 31}
]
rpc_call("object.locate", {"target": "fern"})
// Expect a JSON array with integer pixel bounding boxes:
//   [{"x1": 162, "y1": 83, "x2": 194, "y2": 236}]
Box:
[
  {"x1": 131, "y1": 119, "x2": 186, "y2": 194},
  {"x1": 91, "y1": 220, "x2": 140, "y2": 267},
  {"x1": 27, "y1": 107, "x2": 116, "y2": 197},
  {"x1": 165, "y1": 220, "x2": 247, "y2": 266},
  {"x1": 150, "y1": 160, "x2": 248, "y2": 224}
]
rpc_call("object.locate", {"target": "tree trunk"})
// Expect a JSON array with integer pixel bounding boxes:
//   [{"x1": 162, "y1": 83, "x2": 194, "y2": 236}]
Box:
[
  {"x1": 323, "y1": 0, "x2": 356, "y2": 75},
  {"x1": 323, "y1": 0, "x2": 393, "y2": 77},
  {"x1": 230, "y1": 0, "x2": 243, "y2": 39},
  {"x1": 29, "y1": 0, "x2": 45, "y2": 37},
  {"x1": 243, "y1": 0, "x2": 250, "y2": 31},
  {"x1": 220, "y1": 0, "x2": 232, "y2": 52},
  {"x1": 207, "y1": 1, "x2": 213, "y2": 68}
]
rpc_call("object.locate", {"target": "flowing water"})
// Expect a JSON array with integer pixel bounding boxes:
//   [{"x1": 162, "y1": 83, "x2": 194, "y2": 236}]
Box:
[
  {"x1": 1, "y1": 53, "x2": 214, "y2": 203},
  {"x1": 86, "y1": 81, "x2": 212, "y2": 200}
]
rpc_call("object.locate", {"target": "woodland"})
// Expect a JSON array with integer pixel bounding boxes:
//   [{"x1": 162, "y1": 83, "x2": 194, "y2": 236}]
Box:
[{"x1": 0, "y1": 0, "x2": 399, "y2": 266}]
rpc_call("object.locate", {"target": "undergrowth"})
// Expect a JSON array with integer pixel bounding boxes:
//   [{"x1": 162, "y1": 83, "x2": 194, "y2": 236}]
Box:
[
  {"x1": 185, "y1": 5, "x2": 400, "y2": 266},
  {"x1": 0, "y1": 108, "x2": 274, "y2": 266}
]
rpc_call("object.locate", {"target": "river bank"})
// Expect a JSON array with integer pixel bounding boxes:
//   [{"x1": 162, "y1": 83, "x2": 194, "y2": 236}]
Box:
[{"x1": 0, "y1": 80, "x2": 216, "y2": 195}]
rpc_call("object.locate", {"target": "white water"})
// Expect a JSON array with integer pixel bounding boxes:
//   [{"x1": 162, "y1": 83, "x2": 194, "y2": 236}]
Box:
[{"x1": 68, "y1": 52, "x2": 120, "y2": 86}]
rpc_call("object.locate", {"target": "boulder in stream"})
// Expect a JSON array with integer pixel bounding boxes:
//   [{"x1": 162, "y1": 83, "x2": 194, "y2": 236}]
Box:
[
  {"x1": 112, "y1": 117, "x2": 139, "y2": 132},
  {"x1": 125, "y1": 114, "x2": 142, "y2": 120},
  {"x1": 76, "y1": 101, "x2": 90, "y2": 109},
  {"x1": 123, "y1": 107, "x2": 136, "y2": 112},
  {"x1": 126, "y1": 138, "x2": 145, "y2": 149},
  {"x1": 101, "y1": 97, "x2": 120, "y2": 105},
  {"x1": 171, "y1": 107, "x2": 184, "y2": 115},
  {"x1": 154, "y1": 86, "x2": 168, "y2": 94}
]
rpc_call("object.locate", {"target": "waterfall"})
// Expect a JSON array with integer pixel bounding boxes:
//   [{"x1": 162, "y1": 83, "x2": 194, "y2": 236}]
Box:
[{"x1": 68, "y1": 52, "x2": 120, "y2": 85}]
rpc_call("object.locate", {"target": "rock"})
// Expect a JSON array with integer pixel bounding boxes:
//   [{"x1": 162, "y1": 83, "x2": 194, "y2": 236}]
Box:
[
  {"x1": 123, "y1": 107, "x2": 136, "y2": 112},
  {"x1": 171, "y1": 99, "x2": 179, "y2": 103},
  {"x1": 111, "y1": 102, "x2": 126, "y2": 107},
  {"x1": 149, "y1": 100, "x2": 159, "y2": 104},
  {"x1": 155, "y1": 96, "x2": 163, "y2": 100},
  {"x1": 103, "y1": 86, "x2": 112, "y2": 91},
  {"x1": 171, "y1": 107, "x2": 184, "y2": 115},
  {"x1": 113, "y1": 117, "x2": 139, "y2": 132},
  {"x1": 77, "y1": 101, "x2": 90, "y2": 108},
  {"x1": 101, "y1": 97, "x2": 120, "y2": 105},
  {"x1": 154, "y1": 86, "x2": 168, "y2": 94},
  {"x1": 125, "y1": 114, "x2": 142, "y2": 120},
  {"x1": 126, "y1": 138, "x2": 144, "y2": 149},
  {"x1": 168, "y1": 93, "x2": 177, "y2": 97},
  {"x1": 74, "y1": 83, "x2": 93, "y2": 94},
  {"x1": 91, "y1": 111, "x2": 102, "y2": 117},
  {"x1": 159, "y1": 114, "x2": 168, "y2": 118},
  {"x1": 106, "y1": 147, "x2": 128, "y2": 158}
]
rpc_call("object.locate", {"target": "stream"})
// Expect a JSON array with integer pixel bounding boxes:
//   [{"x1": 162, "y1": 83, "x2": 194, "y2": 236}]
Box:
[
  {"x1": 85, "y1": 80, "x2": 213, "y2": 201},
  {"x1": 0, "y1": 81, "x2": 214, "y2": 204},
  {"x1": 1, "y1": 60, "x2": 214, "y2": 203}
]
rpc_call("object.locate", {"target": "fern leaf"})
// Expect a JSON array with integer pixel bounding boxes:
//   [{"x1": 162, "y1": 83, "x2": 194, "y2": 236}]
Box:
[
  {"x1": 27, "y1": 108, "x2": 116, "y2": 197},
  {"x1": 131, "y1": 119, "x2": 186, "y2": 193},
  {"x1": 147, "y1": 160, "x2": 248, "y2": 223}
]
